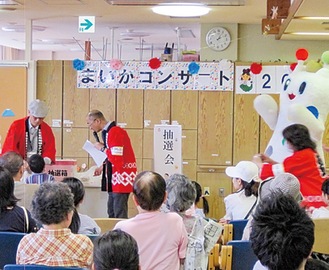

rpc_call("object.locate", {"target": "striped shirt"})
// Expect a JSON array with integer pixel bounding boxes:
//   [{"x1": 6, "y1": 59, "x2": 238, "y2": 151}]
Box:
[
  {"x1": 25, "y1": 173, "x2": 55, "y2": 184},
  {"x1": 16, "y1": 228, "x2": 93, "y2": 268}
]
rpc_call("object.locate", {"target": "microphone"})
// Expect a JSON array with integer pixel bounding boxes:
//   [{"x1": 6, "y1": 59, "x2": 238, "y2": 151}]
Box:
[{"x1": 93, "y1": 131, "x2": 100, "y2": 142}]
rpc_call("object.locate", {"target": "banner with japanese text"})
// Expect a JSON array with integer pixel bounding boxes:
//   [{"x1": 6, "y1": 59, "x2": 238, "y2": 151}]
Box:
[
  {"x1": 77, "y1": 60, "x2": 234, "y2": 91},
  {"x1": 154, "y1": 124, "x2": 182, "y2": 178},
  {"x1": 235, "y1": 64, "x2": 291, "y2": 94}
]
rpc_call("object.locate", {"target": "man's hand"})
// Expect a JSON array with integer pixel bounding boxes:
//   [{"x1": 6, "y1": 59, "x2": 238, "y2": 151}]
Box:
[
  {"x1": 94, "y1": 166, "x2": 103, "y2": 176},
  {"x1": 93, "y1": 142, "x2": 104, "y2": 151}
]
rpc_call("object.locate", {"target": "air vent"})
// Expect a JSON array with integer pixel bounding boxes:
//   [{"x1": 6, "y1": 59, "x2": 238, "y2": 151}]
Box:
[{"x1": 106, "y1": 0, "x2": 245, "y2": 6}]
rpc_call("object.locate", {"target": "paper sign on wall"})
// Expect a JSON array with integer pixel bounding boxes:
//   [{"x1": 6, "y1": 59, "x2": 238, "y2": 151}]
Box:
[{"x1": 154, "y1": 124, "x2": 182, "y2": 178}]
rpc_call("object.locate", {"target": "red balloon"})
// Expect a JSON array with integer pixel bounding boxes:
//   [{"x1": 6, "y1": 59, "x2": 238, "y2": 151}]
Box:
[
  {"x1": 250, "y1": 62, "x2": 262, "y2": 74},
  {"x1": 296, "y1": 48, "x2": 308, "y2": 61},
  {"x1": 149, "y1": 58, "x2": 162, "y2": 69}
]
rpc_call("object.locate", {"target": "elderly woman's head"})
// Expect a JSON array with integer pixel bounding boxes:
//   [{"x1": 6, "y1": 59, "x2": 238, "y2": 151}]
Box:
[
  {"x1": 32, "y1": 182, "x2": 74, "y2": 225},
  {"x1": 165, "y1": 174, "x2": 196, "y2": 213}
]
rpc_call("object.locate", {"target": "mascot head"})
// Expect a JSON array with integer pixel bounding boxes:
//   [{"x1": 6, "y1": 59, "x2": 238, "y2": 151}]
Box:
[{"x1": 280, "y1": 49, "x2": 329, "y2": 123}]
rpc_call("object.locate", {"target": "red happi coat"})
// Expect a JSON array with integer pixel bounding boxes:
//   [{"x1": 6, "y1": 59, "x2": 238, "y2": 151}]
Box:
[
  {"x1": 1, "y1": 117, "x2": 56, "y2": 162},
  {"x1": 260, "y1": 148, "x2": 327, "y2": 208},
  {"x1": 103, "y1": 123, "x2": 137, "y2": 193}
]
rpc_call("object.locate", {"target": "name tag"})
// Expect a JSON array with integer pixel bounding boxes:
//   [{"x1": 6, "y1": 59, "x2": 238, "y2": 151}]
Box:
[{"x1": 111, "y1": 146, "x2": 123, "y2": 156}]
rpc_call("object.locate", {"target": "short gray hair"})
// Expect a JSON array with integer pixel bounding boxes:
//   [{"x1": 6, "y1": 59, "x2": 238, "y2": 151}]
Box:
[
  {"x1": 0, "y1": 151, "x2": 23, "y2": 177},
  {"x1": 32, "y1": 182, "x2": 74, "y2": 225},
  {"x1": 166, "y1": 174, "x2": 196, "y2": 213}
]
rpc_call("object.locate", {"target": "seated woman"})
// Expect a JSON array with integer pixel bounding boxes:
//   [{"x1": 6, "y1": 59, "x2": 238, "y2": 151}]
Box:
[
  {"x1": 253, "y1": 124, "x2": 326, "y2": 209},
  {"x1": 16, "y1": 182, "x2": 93, "y2": 267},
  {"x1": 62, "y1": 177, "x2": 101, "y2": 235},
  {"x1": 93, "y1": 229, "x2": 140, "y2": 270},
  {"x1": 220, "y1": 161, "x2": 259, "y2": 223},
  {"x1": 0, "y1": 166, "x2": 37, "y2": 233},
  {"x1": 165, "y1": 174, "x2": 223, "y2": 270}
]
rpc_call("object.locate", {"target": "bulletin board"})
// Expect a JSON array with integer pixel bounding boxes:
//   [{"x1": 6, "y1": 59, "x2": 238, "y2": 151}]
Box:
[{"x1": 0, "y1": 66, "x2": 27, "y2": 153}]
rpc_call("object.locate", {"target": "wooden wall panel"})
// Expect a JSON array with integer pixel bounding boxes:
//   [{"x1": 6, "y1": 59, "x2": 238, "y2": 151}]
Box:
[
  {"x1": 144, "y1": 90, "x2": 171, "y2": 128},
  {"x1": 197, "y1": 170, "x2": 232, "y2": 219},
  {"x1": 182, "y1": 130, "x2": 197, "y2": 160},
  {"x1": 143, "y1": 129, "x2": 154, "y2": 159},
  {"x1": 37, "y1": 61, "x2": 63, "y2": 121},
  {"x1": 183, "y1": 160, "x2": 197, "y2": 180},
  {"x1": 0, "y1": 67, "x2": 27, "y2": 154},
  {"x1": 142, "y1": 159, "x2": 153, "y2": 171},
  {"x1": 117, "y1": 89, "x2": 143, "y2": 128},
  {"x1": 126, "y1": 129, "x2": 143, "y2": 159},
  {"x1": 62, "y1": 128, "x2": 89, "y2": 158},
  {"x1": 171, "y1": 91, "x2": 198, "y2": 129},
  {"x1": 63, "y1": 61, "x2": 90, "y2": 128},
  {"x1": 198, "y1": 91, "x2": 233, "y2": 166},
  {"x1": 90, "y1": 88, "x2": 116, "y2": 123},
  {"x1": 233, "y1": 94, "x2": 259, "y2": 164}
]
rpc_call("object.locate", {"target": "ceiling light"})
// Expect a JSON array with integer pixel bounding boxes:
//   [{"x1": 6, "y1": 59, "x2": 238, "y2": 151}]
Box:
[
  {"x1": 287, "y1": 32, "x2": 329, "y2": 36},
  {"x1": 1, "y1": 25, "x2": 46, "y2": 32},
  {"x1": 120, "y1": 30, "x2": 150, "y2": 37},
  {"x1": 0, "y1": 0, "x2": 19, "y2": 5},
  {"x1": 152, "y1": 3, "x2": 210, "y2": 17},
  {"x1": 294, "y1": 16, "x2": 329, "y2": 20}
]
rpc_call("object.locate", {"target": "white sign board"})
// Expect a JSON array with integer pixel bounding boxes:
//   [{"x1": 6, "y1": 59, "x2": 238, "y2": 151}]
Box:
[
  {"x1": 154, "y1": 125, "x2": 182, "y2": 178},
  {"x1": 79, "y1": 16, "x2": 95, "y2": 33}
]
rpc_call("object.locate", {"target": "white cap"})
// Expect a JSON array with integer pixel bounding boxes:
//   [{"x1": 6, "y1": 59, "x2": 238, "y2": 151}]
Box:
[
  {"x1": 225, "y1": 161, "x2": 259, "y2": 183},
  {"x1": 28, "y1": 99, "x2": 48, "y2": 118}
]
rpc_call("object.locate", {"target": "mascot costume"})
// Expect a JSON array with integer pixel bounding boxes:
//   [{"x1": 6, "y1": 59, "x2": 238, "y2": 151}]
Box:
[{"x1": 254, "y1": 49, "x2": 329, "y2": 164}]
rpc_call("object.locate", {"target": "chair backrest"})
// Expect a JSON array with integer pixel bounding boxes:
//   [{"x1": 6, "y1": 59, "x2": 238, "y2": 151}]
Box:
[
  {"x1": 4, "y1": 265, "x2": 86, "y2": 270},
  {"x1": 221, "y1": 240, "x2": 258, "y2": 270},
  {"x1": 312, "y1": 218, "x2": 329, "y2": 254},
  {"x1": 85, "y1": 234, "x2": 98, "y2": 243},
  {"x1": 93, "y1": 218, "x2": 126, "y2": 233},
  {"x1": 0, "y1": 232, "x2": 26, "y2": 269},
  {"x1": 229, "y1": 219, "x2": 248, "y2": 240}
]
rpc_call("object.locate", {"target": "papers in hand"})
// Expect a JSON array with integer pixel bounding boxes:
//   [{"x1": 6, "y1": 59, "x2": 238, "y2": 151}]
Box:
[{"x1": 83, "y1": 140, "x2": 107, "y2": 167}]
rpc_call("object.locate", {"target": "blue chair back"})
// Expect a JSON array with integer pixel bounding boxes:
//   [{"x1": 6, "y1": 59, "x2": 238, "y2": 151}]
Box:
[
  {"x1": 229, "y1": 219, "x2": 248, "y2": 240},
  {"x1": 4, "y1": 265, "x2": 86, "y2": 270},
  {"x1": 86, "y1": 234, "x2": 98, "y2": 243},
  {"x1": 227, "y1": 240, "x2": 258, "y2": 270},
  {"x1": 0, "y1": 232, "x2": 26, "y2": 269}
]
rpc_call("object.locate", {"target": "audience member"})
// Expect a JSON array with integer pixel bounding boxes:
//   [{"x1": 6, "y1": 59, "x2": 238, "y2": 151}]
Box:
[
  {"x1": 93, "y1": 229, "x2": 140, "y2": 270},
  {"x1": 253, "y1": 124, "x2": 326, "y2": 208},
  {"x1": 25, "y1": 154, "x2": 55, "y2": 184},
  {"x1": 62, "y1": 177, "x2": 101, "y2": 235},
  {"x1": 16, "y1": 182, "x2": 93, "y2": 268},
  {"x1": 251, "y1": 192, "x2": 314, "y2": 270},
  {"x1": 165, "y1": 173, "x2": 223, "y2": 270},
  {"x1": 0, "y1": 166, "x2": 37, "y2": 232},
  {"x1": 311, "y1": 178, "x2": 329, "y2": 218},
  {"x1": 0, "y1": 151, "x2": 25, "y2": 200},
  {"x1": 220, "y1": 161, "x2": 259, "y2": 223},
  {"x1": 242, "y1": 172, "x2": 301, "y2": 240},
  {"x1": 189, "y1": 181, "x2": 209, "y2": 218},
  {"x1": 114, "y1": 171, "x2": 188, "y2": 270}
]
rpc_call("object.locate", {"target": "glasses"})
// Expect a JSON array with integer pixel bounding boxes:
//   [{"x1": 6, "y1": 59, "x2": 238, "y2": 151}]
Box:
[{"x1": 87, "y1": 118, "x2": 96, "y2": 127}]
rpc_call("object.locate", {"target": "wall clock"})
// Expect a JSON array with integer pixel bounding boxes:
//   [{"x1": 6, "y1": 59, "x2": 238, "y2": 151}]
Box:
[{"x1": 206, "y1": 27, "x2": 231, "y2": 51}]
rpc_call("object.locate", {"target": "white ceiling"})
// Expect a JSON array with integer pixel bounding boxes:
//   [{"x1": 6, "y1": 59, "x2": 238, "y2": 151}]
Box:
[{"x1": 0, "y1": 0, "x2": 327, "y2": 57}]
